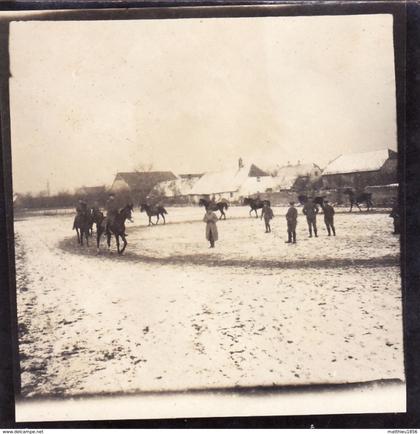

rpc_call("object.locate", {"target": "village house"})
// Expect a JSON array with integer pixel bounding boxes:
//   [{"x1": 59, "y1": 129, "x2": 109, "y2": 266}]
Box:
[
  {"x1": 268, "y1": 161, "x2": 323, "y2": 191},
  {"x1": 188, "y1": 160, "x2": 269, "y2": 203},
  {"x1": 149, "y1": 173, "x2": 203, "y2": 204},
  {"x1": 322, "y1": 149, "x2": 398, "y2": 190},
  {"x1": 110, "y1": 171, "x2": 177, "y2": 202}
]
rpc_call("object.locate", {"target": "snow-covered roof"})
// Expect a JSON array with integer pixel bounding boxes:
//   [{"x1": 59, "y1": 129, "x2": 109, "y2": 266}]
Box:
[
  {"x1": 189, "y1": 164, "x2": 267, "y2": 195},
  {"x1": 323, "y1": 149, "x2": 396, "y2": 175},
  {"x1": 271, "y1": 163, "x2": 319, "y2": 179},
  {"x1": 151, "y1": 175, "x2": 201, "y2": 197},
  {"x1": 237, "y1": 176, "x2": 276, "y2": 196}
]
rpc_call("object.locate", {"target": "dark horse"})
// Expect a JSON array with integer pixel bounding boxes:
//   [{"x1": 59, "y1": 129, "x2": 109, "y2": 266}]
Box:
[
  {"x1": 243, "y1": 197, "x2": 271, "y2": 218},
  {"x1": 198, "y1": 198, "x2": 228, "y2": 220},
  {"x1": 91, "y1": 208, "x2": 105, "y2": 250},
  {"x1": 73, "y1": 211, "x2": 92, "y2": 246},
  {"x1": 96, "y1": 204, "x2": 134, "y2": 254},
  {"x1": 343, "y1": 188, "x2": 373, "y2": 212},
  {"x1": 298, "y1": 195, "x2": 326, "y2": 210},
  {"x1": 140, "y1": 203, "x2": 168, "y2": 226}
]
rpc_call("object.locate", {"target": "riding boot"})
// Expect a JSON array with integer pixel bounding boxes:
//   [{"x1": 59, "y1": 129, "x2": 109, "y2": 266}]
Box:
[
  {"x1": 332, "y1": 226, "x2": 336, "y2": 236},
  {"x1": 309, "y1": 227, "x2": 312, "y2": 237},
  {"x1": 314, "y1": 227, "x2": 318, "y2": 237},
  {"x1": 292, "y1": 231, "x2": 296, "y2": 243}
]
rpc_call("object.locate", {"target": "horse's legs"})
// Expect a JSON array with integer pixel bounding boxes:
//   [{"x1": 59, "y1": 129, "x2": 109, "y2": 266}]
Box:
[
  {"x1": 255, "y1": 209, "x2": 259, "y2": 218},
  {"x1": 85, "y1": 229, "x2": 89, "y2": 247},
  {"x1": 156, "y1": 214, "x2": 159, "y2": 225},
  {"x1": 119, "y1": 234, "x2": 128, "y2": 254},
  {"x1": 356, "y1": 202, "x2": 362, "y2": 212},
  {"x1": 162, "y1": 213, "x2": 166, "y2": 224},
  {"x1": 115, "y1": 234, "x2": 120, "y2": 254},
  {"x1": 96, "y1": 226, "x2": 102, "y2": 252},
  {"x1": 107, "y1": 232, "x2": 112, "y2": 252},
  {"x1": 76, "y1": 227, "x2": 80, "y2": 244},
  {"x1": 249, "y1": 208, "x2": 252, "y2": 217}
]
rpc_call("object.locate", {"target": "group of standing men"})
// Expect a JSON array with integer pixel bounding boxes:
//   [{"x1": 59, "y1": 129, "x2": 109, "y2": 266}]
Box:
[{"x1": 262, "y1": 198, "x2": 336, "y2": 244}]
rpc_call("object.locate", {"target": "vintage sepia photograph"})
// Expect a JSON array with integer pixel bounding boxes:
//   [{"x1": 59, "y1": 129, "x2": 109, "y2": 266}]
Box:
[{"x1": 5, "y1": 6, "x2": 405, "y2": 422}]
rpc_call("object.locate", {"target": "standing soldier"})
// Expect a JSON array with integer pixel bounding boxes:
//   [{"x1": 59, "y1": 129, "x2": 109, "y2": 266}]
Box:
[
  {"x1": 203, "y1": 206, "x2": 219, "y2": 248},
  {"x1": 105, "y1": 193, "x2": 119, "y2": 232},
  {"x1": 323, "y1": 200, "x2": 336, "y2": 236},
  {"x1": 261, "y1": 202, "x2": 274, "y2": 233},
  {"x1": 302, "y1": 197, "x2": 319, "y2": 237},
  {"x1": 389, "y1": 199, "x2": 400, "y2": 234},
  {"x1": 285, "y1": 201, "x2": 298, "y2": 243}
]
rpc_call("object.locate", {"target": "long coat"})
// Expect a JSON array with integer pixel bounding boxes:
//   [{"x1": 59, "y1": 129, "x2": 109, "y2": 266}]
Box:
[{"x1": 203, "y1": 211, "x2": 219, "y2": 241}]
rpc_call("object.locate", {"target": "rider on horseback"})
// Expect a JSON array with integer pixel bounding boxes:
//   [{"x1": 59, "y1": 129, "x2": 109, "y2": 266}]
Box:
[
  {"x1": 76, "y1": 199, "x2": 88, "y2": 216},
  {"x1": 105, "y1": 193, "x2": 118, "y2": 233}
]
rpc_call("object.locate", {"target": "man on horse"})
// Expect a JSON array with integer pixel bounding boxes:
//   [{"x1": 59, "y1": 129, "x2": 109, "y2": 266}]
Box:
[
  {"x1": 76, "y1": 198, "x2": 88, "y2": 216},
  {"x1": 302, "y1": 197, "x2": 319, "y2": 237},
  {"x1": 105, "y1": 193, "x2": 119, "y2": 233}
]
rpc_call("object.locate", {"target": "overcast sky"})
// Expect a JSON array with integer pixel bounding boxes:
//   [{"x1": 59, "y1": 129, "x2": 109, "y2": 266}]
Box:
[{"x1": 9, "y1": 13, "x2": 397, "y2": 194}]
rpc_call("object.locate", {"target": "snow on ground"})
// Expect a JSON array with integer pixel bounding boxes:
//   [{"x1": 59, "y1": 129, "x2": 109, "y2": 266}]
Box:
[{"x1": 14, "y1": 206, "x2": 404, "y2": 397}]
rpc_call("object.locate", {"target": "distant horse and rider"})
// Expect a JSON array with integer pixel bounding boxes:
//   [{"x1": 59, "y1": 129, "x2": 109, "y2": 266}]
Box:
[
  {"x1": 72, "y1": 199, "x2": 93, "y2": 246},
  {"x1": 243, "y1": 197, "x2": 271, "y2": 218},
  {"x1": 198, "y1": 198, "x2": 228, "y2": 220},
  {"x1": 343, "y1": 188, "x2": 373, "y2": 212},
  {"x1": 140, "y1": 203, "x2": 168, "y2": 226},
  {"x1": 73, "y1": 210, "x2": 92, "y2": 246}
]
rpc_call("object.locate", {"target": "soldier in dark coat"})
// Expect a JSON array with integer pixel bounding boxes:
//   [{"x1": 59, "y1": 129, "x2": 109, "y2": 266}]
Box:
[
  {"x1": 76, "y1": 199, "x2": 88, "y2": 216},
  {"x1": 302, "y1": 198, "x2": 319, "y2": 237},
  {"x1": 261, "y1": 202, "x2": 274, "y2": 233},
  {"x1": 105, "y1": 193, "x2": 119, "y2": 230},
  {"x1": 285, "y1": 201, "x2": 298, "y2": 243},
  {"x1": 389, "y1": 199, "x2": 400, "y2": 234},
  {"x1": 323, "y1": 200, "x2": 336, "y2": 236}
]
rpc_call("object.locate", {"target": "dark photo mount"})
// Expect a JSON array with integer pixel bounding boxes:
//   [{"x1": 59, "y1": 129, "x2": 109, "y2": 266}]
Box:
[{"x1": 0, "y1": 0, "x2": 419, "y2": 429}]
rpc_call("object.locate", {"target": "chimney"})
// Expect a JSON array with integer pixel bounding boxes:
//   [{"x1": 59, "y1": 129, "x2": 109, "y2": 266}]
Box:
[{"x1": 238, "y1": 157, "x2": 244, "y2": 169}]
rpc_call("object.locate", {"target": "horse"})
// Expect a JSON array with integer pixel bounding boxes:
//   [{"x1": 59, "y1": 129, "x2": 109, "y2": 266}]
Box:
[
  {"x1": 91, "y1": 208, "x2": 105, "y2": 249},
  {"x1": 102, "y1": 204, "x2": 134, "y2": 254},
  {"x1": 343, "y1": 188, "x2": 373, "y2": 212},
  {"x1": 140, "y1": 203, "x2": 168, "y2": 226},
  {"x1": 243, "y1": 197, "x2": 271, "y2": 218},
  {"x1": 298, "y1": 195, "x2": 326, "y2": 211},
  {"x1": 198, "y1": 198, "x2": 228, "y2": 220},
  {"x1": 72, "y1": 211, "x2": 92, "y2": 246}
]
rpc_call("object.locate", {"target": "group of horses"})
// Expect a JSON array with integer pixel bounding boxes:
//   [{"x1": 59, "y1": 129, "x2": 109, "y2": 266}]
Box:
[{"x1": 73, "y1": 188, "x2": 374, "y2": 254}]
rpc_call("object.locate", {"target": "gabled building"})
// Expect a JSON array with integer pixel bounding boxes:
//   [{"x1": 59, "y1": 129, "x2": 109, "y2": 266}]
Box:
[
  {"x1": 322, "y1": 149, "x2": 397, "y2": 190},
  {"x1": 188, "y1": 162, "x2": 269, "y2": 202}
]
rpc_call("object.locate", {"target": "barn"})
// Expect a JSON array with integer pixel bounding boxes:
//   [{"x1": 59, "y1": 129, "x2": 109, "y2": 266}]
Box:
[
  {"x1": 322, "y1": 149, "x2": 397, "y2": 190},
  {"x1": 110, "y1": 171, "x2": 177, "y2": 202}
]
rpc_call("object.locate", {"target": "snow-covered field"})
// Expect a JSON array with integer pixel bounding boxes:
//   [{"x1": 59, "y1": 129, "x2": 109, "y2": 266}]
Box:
[{"x1": 14, "y1": 206, "x2": 404, "y2": 397}]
